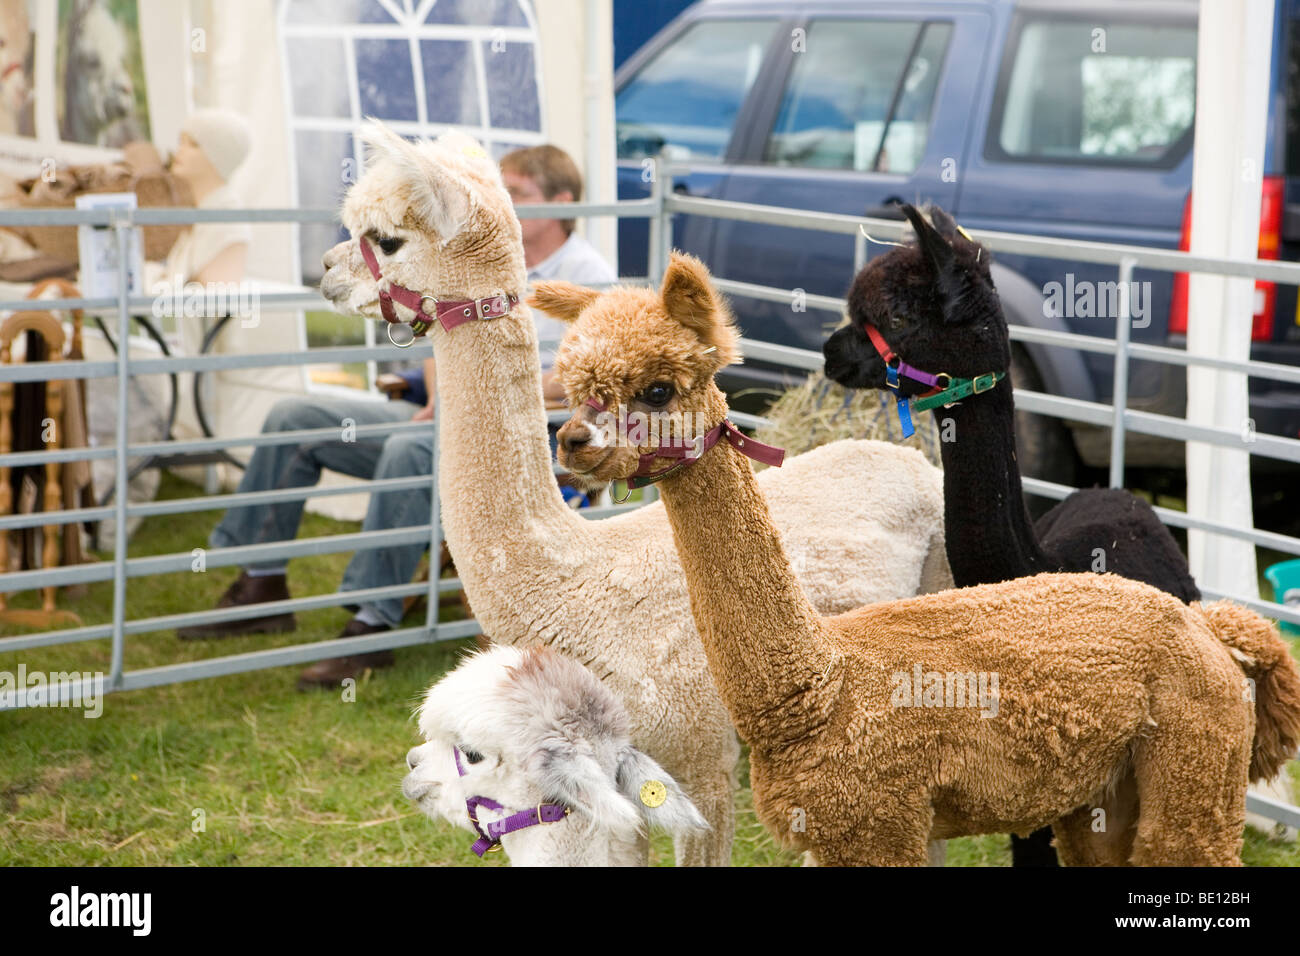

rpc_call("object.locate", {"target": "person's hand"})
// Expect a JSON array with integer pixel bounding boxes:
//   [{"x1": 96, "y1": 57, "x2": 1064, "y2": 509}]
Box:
[{"x1": 412, "y1": 403, "x2": 435, "y2": 422}]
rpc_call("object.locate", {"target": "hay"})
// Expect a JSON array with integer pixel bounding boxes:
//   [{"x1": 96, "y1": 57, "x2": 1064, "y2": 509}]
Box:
[{"x1": 751, "y1": 372, "x2": 945, "y2": 468}]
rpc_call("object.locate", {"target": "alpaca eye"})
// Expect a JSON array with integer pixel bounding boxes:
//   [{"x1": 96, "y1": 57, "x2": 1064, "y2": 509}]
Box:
[
  {"x1": 462, "y1": 748, "x2": 485, "y2": 765},
  {"x1": 638, "y1": 382, "x2": 674, "y2": 407},
  {"x1": 377, "y1": 236, "x2": 404, "y2": 256}
]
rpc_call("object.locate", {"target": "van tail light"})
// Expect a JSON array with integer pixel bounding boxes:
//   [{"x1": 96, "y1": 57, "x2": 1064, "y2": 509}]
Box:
[{"x1": 1169, "y1": 175, "x2": 1283, "y2": 341}]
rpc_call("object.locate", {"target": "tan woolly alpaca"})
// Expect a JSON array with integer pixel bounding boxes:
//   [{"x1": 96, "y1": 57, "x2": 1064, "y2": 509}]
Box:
[
  {"x1": 545, "y1": 253, "x2": 1300, "y2": 866},
  {"x1": 318, "y1": 122, "x2": 953, "y2": 866}
]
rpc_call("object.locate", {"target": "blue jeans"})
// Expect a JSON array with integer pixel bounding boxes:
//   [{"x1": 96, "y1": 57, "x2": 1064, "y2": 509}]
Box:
[{"x1": 208, "y1": 396, "x2": 433, "y2": 628}]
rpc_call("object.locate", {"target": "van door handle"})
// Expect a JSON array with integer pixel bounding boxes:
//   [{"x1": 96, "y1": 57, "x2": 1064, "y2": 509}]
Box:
[{"x1": 864, "y1": 196, "x2": 906, "y2": 219}]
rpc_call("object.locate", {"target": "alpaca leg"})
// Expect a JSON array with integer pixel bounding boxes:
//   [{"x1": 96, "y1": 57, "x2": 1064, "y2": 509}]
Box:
[
  {"x1": 1052, "y1": 774, "x2": 1138, "y2": 866},
  {"x1": 1130, "y1": 718, "x2": 1249, "y2": 866},
  {"x1": 674, "y1": 774, "x2": 734, "y2": 866}
]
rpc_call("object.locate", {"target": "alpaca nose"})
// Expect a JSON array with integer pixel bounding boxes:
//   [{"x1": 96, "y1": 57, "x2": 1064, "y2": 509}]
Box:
[
  {"x1": 558, "y1": 420, "x2": 590, "y2": 454},
  {"x1": 406, "y1": 747, "x2": 422, "y2": 771}
]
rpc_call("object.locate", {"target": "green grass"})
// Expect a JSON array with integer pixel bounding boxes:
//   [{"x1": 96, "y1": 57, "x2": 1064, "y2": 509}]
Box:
[
  {"x1": 304, "y1": 310, "x2": 364, "y2": 350},
  {"x1": 1, "y1": 473, "x2": 1298, "y2": 866}
]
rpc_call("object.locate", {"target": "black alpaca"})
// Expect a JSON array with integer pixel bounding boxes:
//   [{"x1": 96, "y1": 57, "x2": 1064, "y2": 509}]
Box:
[{"x1": 823, "y1": 203, "x2": 1201, "y2": 866}]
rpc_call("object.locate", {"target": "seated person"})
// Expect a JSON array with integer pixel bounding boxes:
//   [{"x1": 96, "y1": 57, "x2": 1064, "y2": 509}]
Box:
[{"x1": 177, "y1": 143, "x2": 617, "y2": 691}]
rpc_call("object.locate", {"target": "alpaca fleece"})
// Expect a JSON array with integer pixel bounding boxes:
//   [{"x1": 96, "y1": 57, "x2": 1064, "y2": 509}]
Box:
[
  {"x1": 404, "y1": 645, "x2": 709, "y2": 866},
  {"x1": 319, "y1": 122, "x2": 953, "y2": 866},
  {"x1": 548, "y1": 252, "x2": 1300, "y2": 866}
]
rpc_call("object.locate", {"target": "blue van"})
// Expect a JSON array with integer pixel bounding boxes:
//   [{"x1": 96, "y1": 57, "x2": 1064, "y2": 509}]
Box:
[{"x1": 614, "y1": 0, "x2": 1300, "y2": 488}]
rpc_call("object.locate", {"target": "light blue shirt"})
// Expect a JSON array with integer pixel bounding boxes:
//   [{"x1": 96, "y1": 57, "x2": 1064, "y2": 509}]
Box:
[{"x1": 528, "y1": 233, "x2": 617, "y2": 370}]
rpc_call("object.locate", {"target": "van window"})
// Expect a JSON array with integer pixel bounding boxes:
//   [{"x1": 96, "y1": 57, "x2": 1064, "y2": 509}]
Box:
[
  {"x1": 616, "y1": 19, "x2": 778, "y2": 162},
  {"x1": 993, "y1": 19, "x2": 1196, "y2": 165},
  {"x1": 1287, "y1": 17, "x2": 1300, "y2": 177},
  {"x1": 763, "y1": 20, "x2": 952, "y2": 173}
]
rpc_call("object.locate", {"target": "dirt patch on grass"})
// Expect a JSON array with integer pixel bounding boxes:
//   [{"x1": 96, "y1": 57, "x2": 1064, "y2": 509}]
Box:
[{"x1": 2, "y1": 755, "x2": 94, "y2": 813}]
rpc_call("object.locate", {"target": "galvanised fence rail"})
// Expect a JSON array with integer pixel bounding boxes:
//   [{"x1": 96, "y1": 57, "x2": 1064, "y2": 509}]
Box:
[{"x1": 0, "y1": 161, "x2": 1297, "y2": 828}]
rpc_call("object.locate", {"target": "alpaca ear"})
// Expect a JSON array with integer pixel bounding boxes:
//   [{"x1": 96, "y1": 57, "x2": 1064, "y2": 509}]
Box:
[
  {"x1": 527, "y1": 281, "x2": 601, "y2": 322},
  {"x1": 902, "y1": 202, "x2": 975, "y2": 323},
  {"x1": 615, "y1": 748, "x2": 710, "y2": 837},
  {"x1": 900, "y1": 202, "x2": 955, "y2": 276},
  {"x1": 660, "y1": 252, "x2": 741, "y2": 365},
  {"x1": 435, "y1": 129, "x2": 502, "y2": 182},
  {"x1": 660, "y1": 252, "x2": 718, "y2": 336},
  {"x1": 530, "y1": 745, "x2": 644, "y2": 835},
  {"x1": 925, "y1": 204, "x2": 960, "y2": 242},
  {"x1": 358, "y1": 119, "x2": 472, "y2": 241}
]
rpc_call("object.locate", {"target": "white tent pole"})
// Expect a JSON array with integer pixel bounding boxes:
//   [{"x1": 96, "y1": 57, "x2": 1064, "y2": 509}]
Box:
[
  {"x1": 583, "y1": 0, "x2": 616, "y2": 266},
  {"x1": 1184, "y1": 0, "x2": 1274, "y2": 601}
]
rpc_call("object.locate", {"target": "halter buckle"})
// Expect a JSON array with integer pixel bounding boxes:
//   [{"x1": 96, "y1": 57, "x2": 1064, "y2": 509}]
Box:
[
  {"x1": 387, "y1": 322, "x2": 417, "y2": 349},
  {"x1": 419, "y1": 294, "x2": 438, "y2": 316},
  {"x1": 972, "y1": 372, "x2": 998, "y2": 394}
]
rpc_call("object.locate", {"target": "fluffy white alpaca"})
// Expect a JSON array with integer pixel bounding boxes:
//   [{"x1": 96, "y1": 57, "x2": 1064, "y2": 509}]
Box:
[{"x1": 404, "y1": 646, "x2": 708, "y2": 866}]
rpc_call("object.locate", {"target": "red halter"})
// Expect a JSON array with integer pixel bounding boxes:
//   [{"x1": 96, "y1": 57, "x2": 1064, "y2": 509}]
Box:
[
  {"x1": 584, "y1": 397, "x2": 785, "y2": 502},
  {"x1": 358, "y1": 236, "x2": 518, "y2": 347}
]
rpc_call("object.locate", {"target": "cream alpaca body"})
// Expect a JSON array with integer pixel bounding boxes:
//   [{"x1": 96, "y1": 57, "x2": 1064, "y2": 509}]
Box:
[{"x1": 320, "y1": 122, "x2": 953, "y2": 865}]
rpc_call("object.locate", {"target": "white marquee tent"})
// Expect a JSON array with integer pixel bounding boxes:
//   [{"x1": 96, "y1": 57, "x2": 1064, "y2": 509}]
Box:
[{"x1": 1, "y1": 0, "x2": 615, "y2": 522}]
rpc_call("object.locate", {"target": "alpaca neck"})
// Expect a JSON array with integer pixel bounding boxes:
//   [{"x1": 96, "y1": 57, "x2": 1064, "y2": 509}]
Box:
[
  {"x1": 431, "y1": 302, "x2": 589, "y2": 603},
  {"x1": 656, "y1": 416, "x2": 840, "y2": 747},
  {"x1": 935, "y1": 379, "x2": 1051, "y2": 586},
  {"x1": 503, "y1": 821, "x2": 642, "y2": 867}
]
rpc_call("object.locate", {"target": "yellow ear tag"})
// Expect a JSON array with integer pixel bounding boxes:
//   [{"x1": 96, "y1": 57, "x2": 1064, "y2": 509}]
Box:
[
  {"x1": 639, "y1": 780, "x2": 667, "y2": 808},
  {"x1": 956, "y1": 225, "x2": 974, "y2": 242},
  {"x1": 462, "y1": 145, "x2": 487, "y2": 160}
]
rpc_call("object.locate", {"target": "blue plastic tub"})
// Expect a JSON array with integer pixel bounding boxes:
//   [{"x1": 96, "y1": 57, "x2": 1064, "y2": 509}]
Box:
[{"x1": 1264, "y1": 559, "x2": 1300, "y2": 636}]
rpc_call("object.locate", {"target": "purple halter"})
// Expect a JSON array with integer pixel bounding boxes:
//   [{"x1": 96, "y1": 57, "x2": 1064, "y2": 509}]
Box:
[{"x1": 454, "y1": 746, "x2": 571, "y2": 857}]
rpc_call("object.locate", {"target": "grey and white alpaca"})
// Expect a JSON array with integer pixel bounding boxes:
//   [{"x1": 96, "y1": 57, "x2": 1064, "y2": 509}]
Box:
[{"x1": 403, "y1": 645, "x2": 708, "y2": 866}]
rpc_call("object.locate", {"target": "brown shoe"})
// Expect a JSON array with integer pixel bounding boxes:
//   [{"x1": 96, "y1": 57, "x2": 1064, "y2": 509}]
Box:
[
  {"x1": 177, "y1": 572, "x2": 297, "y2": 640},
  {"x1": 296, "y1": 618, "x2": 395, "y2": 690}
]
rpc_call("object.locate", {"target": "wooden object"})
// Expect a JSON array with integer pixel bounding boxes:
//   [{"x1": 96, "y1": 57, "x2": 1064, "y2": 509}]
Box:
[{"x1": 0, "y1": 304, "x2": 82, "y2": 629}]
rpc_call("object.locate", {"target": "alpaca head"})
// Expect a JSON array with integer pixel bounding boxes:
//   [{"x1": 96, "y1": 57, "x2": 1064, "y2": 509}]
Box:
[
  {"x1": 403, "y1": 645, "x2": 708, "y2": 866},
  {"x1": 822, "y1": 203, "x2": 1007, "y2": 395},
  {"x1": 536, "y1": 252, "x2": 741, "y2": 493},
  {"x1": 319, "y1": 120, "x2": 526, "y2": 324}
]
